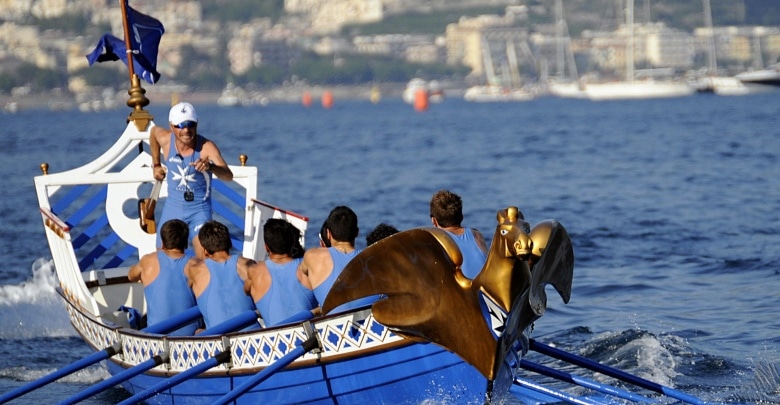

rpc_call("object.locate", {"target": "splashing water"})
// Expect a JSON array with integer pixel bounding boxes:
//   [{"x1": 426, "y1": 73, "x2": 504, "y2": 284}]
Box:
[
  {"x1": 0, "y1": 259, "x2": 75, "y2": 339},
  {"x1": 0, "y1": 365, "x2": 109, "y2": 384}
]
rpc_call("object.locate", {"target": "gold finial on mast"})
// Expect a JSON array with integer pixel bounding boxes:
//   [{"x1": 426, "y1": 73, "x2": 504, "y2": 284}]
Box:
[
  {"x1": 239, "y1": 154, "x2": 248, "y2": 166},
  {"x1": 127, "y1": 74, "x2": 152, "y2": 131}
]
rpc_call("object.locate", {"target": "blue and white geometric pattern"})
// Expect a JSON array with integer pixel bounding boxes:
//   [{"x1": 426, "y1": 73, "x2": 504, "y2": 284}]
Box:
[{"x1": 66, "y1": 300, "x2": 405, "y2": 374}]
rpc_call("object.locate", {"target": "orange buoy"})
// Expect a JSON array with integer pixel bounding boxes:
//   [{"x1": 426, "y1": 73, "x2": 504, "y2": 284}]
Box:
[
  {"x1": 413, "y1": 89, "x2": 428, "y2": 112},
  {"x1": 322, "y1": 91, "x2": 334, "y2": 109},
  {"x1": 302, "y1": 91, "x2": 312, "y2": 107}
]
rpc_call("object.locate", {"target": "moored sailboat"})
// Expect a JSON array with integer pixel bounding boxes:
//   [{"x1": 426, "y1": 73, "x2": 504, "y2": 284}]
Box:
[
  {"x1": 581, "y1": 0, "x2": 693, "y2": 100},
  {"x1": 690, "y1": 0, "x2": 758, "y2": 96}
]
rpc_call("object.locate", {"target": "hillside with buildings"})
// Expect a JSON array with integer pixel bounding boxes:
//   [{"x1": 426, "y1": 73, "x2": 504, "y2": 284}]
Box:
[{"x1": 1, "y1": 0, "x2": 779, "y2": 105}]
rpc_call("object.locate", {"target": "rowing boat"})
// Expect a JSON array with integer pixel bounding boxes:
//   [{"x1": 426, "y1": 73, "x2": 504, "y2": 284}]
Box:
[
  {"x1": 12, "y1": 88, "x2": 708, "y2": 404},
  {"x1": 1, "y1": 2, "x2": 708, "y2": 400}
]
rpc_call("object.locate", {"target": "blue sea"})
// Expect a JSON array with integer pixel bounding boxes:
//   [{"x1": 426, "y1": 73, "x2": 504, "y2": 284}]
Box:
[{"x1": 1, "y1": 91, "x2": 779, "y2": 404}]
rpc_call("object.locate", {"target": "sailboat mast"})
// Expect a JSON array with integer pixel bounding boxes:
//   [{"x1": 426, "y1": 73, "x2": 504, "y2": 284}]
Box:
[
  {"x1": 506, "y1": 40, "x2": 522, "y2": 88},
  {"x1": 482, "y1": 37, "x2": 497, "y2": 86},
  {"x1": 626, "y1": 0, "x2": 634, "y2": 82},
  {"x1": 703, "y1": 0, "x2": 717, "y2": 74},
  {"x1": 555, "y1": 0, "x2": 565, "y2": 77}
]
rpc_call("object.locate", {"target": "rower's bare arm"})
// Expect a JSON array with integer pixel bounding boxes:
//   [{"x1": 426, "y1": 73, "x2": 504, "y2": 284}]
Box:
[
  {"x1": 149, "y1": 126, "x2": 166, "y2": 181},
  {"x1": 203, "y1": 141, "x2": 233, "y2": 182}
]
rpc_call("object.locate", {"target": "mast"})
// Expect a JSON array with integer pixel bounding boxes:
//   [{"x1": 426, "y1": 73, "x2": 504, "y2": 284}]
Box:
[
  {"x1": 120, "y1": 0, "x2": 152, "y2": 130},
  {"x1": 555, "y1": 0, "x2": 564, "y2": 77},
  {"x1": 703, "y1": 0, "x2": 717, "y2": 74},
  {"x1": 482, "y1": 38, "x2": 497, "y2": 86},
  {"x1": 506, "y1": 40, "x2": 522, "y2": 88},
  {"x1": 626, "y1": 0, "x2": 634, "y2": 82}
]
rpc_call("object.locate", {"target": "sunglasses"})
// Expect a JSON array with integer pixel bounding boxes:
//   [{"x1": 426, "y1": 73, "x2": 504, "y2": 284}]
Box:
[{"x1": 173, "y1": 120, "x2": 197, "y2": 129}]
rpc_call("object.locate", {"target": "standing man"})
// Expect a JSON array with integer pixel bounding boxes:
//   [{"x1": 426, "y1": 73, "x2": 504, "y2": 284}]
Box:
[
  {"x1": 184, "y1": 220, "x2": 257, "y2": 330},
  {"x1": 297, "y1": 206, "x2": 375, "y2": 314},
  {"x1": 127, "y1": 219, "x2": 198, "y2": 335},
  {"x1": 245, "y1": 219, "x2": 317, "y2": 327},
  {"x1": 429, "y1": 189, "x2": 488, "y2": 279},
  {"x1": 149, "y1": 102, "x2": 233, "y2": 247}
]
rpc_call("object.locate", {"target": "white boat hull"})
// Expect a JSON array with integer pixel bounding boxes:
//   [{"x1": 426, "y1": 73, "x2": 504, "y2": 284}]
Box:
[
  {"x1": 583, "y1": 81, "x2": 694, "y2": 100},
  {"x1": 464, "y1": 86, "x2": 533, "y2": 102}
]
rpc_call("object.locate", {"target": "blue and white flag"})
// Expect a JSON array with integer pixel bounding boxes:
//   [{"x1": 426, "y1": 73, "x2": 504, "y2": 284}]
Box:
[{"x1": 86, "y1": 5, "x2": 165, "y2": 84}]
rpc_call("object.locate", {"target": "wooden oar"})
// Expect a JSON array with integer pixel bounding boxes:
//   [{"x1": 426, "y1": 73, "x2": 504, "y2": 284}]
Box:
[
  {"x1": 519, "y1": 359, "x2": 652, "y2": 403},
  {"x1": 211, "y1": 335, "x2": 320, "y2": 405},
  {"x1": 529, "y1": 339, "x2": 706, "y2": 405},
  {"x1": 59, "y1": 354, "x2": 167, "y2": 405},
  {"x1": 0, "y1": 343, "x2": 121, "y2": 404},
  {"x1": 115, "y1": 351, "x2": 231, "y2": 405},
  {"x1": 511, "y1": 378, "x2": 602, "y2": 405},
  {"x1": 141, "y1": 306, "x2": 202, "y2": 334},
  {"x1": 0, "y1": 308, "x2": 202, "y2": 403},
  {"x1": 138, "y1": 180, "x2": 162, "y2": 234},
  {"x1": 197, "y1": 309, "x2": 260, "y2": 335}
]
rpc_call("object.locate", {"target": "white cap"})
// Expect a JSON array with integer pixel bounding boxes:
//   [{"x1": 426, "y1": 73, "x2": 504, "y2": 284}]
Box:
[{"x1": 168, "y1": 102, "x2": 198, "y2": 125}]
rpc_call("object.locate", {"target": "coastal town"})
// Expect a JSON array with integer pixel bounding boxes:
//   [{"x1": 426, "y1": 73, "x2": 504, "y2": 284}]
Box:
[{"x1": 1, "y1": 0, "x2": 780, "y2": 110}]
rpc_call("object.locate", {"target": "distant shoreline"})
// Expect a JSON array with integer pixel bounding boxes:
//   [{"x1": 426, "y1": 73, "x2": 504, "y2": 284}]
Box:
[{"x1": 2, "y1": 82, "x2": 467, "y2": 112}]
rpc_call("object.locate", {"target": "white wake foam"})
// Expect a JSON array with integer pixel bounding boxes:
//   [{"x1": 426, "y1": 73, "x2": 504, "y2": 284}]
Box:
[
  {"x1": 0, "y1": 364, "x2": 109, "y2": 384},
  {"x1": 0, "y1": 258, "x2": 76, "y2": 338}
]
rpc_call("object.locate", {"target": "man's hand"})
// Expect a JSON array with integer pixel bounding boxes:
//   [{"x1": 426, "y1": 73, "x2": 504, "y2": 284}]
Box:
[{"x1": 152, "y1": 165, "x2": 166, "y2": 181}]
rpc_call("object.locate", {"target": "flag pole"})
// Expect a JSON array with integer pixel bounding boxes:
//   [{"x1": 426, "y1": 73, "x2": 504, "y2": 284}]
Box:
[{"x1": 119, "y1": 0, "x2": 153, "y2": 130}]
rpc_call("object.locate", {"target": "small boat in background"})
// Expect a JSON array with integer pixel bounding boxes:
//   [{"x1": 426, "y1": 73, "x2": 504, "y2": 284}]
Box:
[
  {"x1": 736, "y1": 64, "x2": 780, "y2": 87},
  {"x1": 464, "y1": 85, "x2": 534, "y2": 102},
  {"x1": 217, "y1": 82, "x2": 246, "y2": 107},
  {"x1": 402, "y1": 78, "x2": 427, "y2": 104},
  {"x1": 428, "y1": 80, "x2": 444, "y2": 103}
]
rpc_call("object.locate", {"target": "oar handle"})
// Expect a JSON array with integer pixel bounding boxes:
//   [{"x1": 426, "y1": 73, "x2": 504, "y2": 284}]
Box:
[
  {"x1": 212, "y1": 335, "x2": 320, "y2": 405},
  {"x1": 142, "y1": 306, "x2": 201, "y2": 334},
  {"x1": 198, "y1": 309, "x2": 259, "y2": 335}
]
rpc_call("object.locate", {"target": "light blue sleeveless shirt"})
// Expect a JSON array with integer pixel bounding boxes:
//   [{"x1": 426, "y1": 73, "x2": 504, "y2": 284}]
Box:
[
  {"x1": 157, "y1": 132, "x2": 213, "y2": 247},
  {"x1": 164, "y1": 132, "x2": 212, "y2": 205},
  {"x1": 313, "y1": 248, "x2": 377, "y2": 314},
  {"x1": 448, "y1": 228, "x2": 487, "y2": 279},
  {"x1": 254, "y1": 258, "x2": 317, "y2": 327},
  {"x1": 144, "y1": 251, "x2": 198, "y2": 336},
  {"x1": 196, "y1": 255, "x2": 256, "y2": 329}
]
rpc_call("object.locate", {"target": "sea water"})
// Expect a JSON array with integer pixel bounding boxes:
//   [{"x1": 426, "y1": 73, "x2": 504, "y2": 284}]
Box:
[{"x1": 1, "y1": 92, "x2": 779, "y2": 403}]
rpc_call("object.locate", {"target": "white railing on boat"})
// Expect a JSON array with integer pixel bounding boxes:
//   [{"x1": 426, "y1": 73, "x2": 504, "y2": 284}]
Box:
[
  {"x1": 34, "y1": 121, "x2": 307, "y2": 321},
  {"x1": 62, "y1": 294, "x2": 404, "y2": 375}
]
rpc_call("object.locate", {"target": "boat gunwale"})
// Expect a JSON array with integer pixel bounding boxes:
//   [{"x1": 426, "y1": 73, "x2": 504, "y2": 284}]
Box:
[{"x1": 57, "y1": 285, "x2": 415, "y2": 377}]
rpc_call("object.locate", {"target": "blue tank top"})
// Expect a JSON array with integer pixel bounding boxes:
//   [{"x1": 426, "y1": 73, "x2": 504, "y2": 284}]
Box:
[
  {"x1": 164, "y1": 132, "x2": 212, "y2": 208},
  {"x1": 449, "y1": 228, "x2": 487, "y2": 279},
  {"x1": 314, "y1": 248, "x2": 377, "y2": 314},
  {"x1": 144, "y1": 252, "x2": 198, "y2": 336},
  {"x1": 254, "y1": 258, "x2": 317, "y2": 327},
  {"x1": 196, "y1": 255, "x2": 256, "y2": 329}
]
